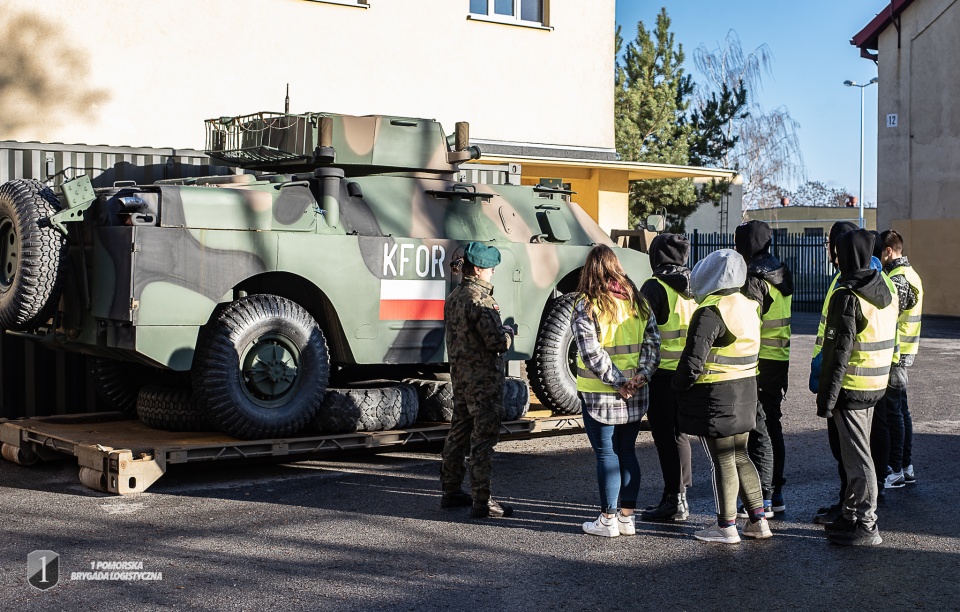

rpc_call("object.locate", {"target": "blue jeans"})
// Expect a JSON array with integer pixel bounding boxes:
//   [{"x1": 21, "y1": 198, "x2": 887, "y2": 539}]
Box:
[
  {"x1": 582, "y1": 409, "x2": 643, "y2": 514},
  {"x1": 886, "y1": 366, "x2": 913, "y2": 471}
]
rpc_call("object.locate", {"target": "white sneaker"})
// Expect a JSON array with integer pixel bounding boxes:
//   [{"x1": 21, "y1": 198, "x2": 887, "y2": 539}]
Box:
[
  {"x1": 885, "y1": 469, "x2": 906, "y2": 489},
  {"x1": 742, "y1": 517, "x2": 773, "y2": 539},
  {"x1": 617, "y1": 512, "x2": 636, "y2": 536},
  {"x1": 904, "y1": 464, "x2": 916, "y2": 484},
  {"x1": 583, "y1": 515, "x2": 619, "y2": 538},
  {"x1": 694, "y1": 521, "x2": 740, "y2": 544}
]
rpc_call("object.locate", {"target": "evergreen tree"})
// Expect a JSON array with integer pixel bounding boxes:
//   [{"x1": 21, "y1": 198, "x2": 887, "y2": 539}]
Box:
[{"x1": 615, "y1": 8, "x2": 696, "y2": 228}]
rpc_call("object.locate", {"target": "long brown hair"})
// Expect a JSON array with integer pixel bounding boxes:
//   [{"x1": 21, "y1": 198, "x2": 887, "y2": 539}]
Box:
[{"x1": 576, "y1": 245, "x2": 650, "y2": 324}]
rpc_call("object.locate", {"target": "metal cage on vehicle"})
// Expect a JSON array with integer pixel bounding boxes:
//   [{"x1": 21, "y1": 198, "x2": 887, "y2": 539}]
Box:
[{"x1": 204, "y1": 112, "x2": 317, "y2": 166}]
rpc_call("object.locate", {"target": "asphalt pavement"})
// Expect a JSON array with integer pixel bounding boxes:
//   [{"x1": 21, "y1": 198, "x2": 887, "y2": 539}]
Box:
[{"x1": 2, "y1": 312, "x2": 959, "y2": 610}]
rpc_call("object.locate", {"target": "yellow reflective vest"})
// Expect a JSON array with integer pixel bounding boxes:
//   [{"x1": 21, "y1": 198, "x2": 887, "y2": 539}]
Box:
[
  {"x1": 841, "y1": 274, "x2": 899, "y2": 392},
  {"x1": 760, "y1": 281, "x2": 792, "y2": 361},
  {"x1": 694, "y1": 293, "x2": 761, "y2": 385},
  {"x1": 889, "y1": 265, "x2": 923, "y2": 356},
  {"x1": 813, "y1": 273, "x2": 840, "y2": 359},
  {"x1": 575, "y1": 297, "x2": 646, "y2": 394},
  {"x1": 656, "y1": 279, "x2": 697, "y2": 371}
]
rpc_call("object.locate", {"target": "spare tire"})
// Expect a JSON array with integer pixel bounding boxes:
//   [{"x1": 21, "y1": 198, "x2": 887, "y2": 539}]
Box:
[
  {"x1": 406, "y1": 378, "x2": 455, "y2": 423},
  {"x1": 314, "y1": 384, "x2": 419, "y2": 434},
  {"x1": 0, "y1": 179, "x2": 68, "y2": 330},
  {"x1": 137, "y1": 386, "x2": 211, "y2": 432},
  {"x1": 91, "y1": 358, "x2": 154, "y2": 416},
  {"x1": 408, "y1": 377, "x2": 529, "y2": 422},
  {"x1": 527, "y1": 293, "x2": 581, "y2": 415},
  {"x1": 503, "y1": 377, "x2": 531, "y2": 421}
]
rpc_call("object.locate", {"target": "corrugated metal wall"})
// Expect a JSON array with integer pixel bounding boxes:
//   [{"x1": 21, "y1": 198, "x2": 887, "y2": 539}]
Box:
[{"x1": 0, "y1": 141, "x2": 232, "y2": 418}]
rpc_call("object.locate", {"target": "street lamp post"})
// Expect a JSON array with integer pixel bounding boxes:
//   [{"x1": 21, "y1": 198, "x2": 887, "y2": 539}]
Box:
[{"x1": 843, "y1": 77, "x2": 878, "y2": 229}]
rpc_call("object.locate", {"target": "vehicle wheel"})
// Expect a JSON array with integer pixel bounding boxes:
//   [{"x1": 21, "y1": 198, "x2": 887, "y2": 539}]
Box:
[
  {"x1": 193, "y1": 294, "x2": 329, "y2": 439},
  {"x1": 503, "y1": 377, "x2": 530, "y2": 421},
  {"x1": 314, "y1": 384, "x2": 419, "y2": 433},
  {"x1": 406, "y1": 378, "x2": 454, "y2": 423},
  {"x1": 136, "y1": 386, "x2": 211, "y2": 432},
  {"x1": 527, "y1": 293, "x2": 581, "y2": 415},
  {"x1": 0, "y1": 179, "x2": 68, "y2": 330},
  {"x1": 91, "y1": 358, "x2": 154, "y2": 415}
]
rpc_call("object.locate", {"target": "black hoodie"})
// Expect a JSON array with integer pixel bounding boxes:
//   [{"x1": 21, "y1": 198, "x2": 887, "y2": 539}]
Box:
[
  {"x1": 640, "y1": 233, "x2": 693, "y2": 325},
  {"x1": 816, "y1": 229, "x2": 895, "y2": 417},
  {"x1": 734, "y1": 220, "x2": 793, "y2": 314}
]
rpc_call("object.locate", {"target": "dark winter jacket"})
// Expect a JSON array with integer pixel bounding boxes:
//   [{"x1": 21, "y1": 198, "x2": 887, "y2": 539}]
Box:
[
  {"x1": 816, "y1": 230, "x2": 895, "y2": 418},
  {"x1": 735, "y1": 220, "x2": 794, "y2": 318},
  {"x1": 673, "y1": 249, "x2": 758, "y2": 438},
  {"x1": 641, "y1": 234, "x2": 693, "y2": 379}
]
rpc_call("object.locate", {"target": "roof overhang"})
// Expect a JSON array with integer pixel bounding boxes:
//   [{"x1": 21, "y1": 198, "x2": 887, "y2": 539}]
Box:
[
  {"x1": 852, "y1": 0, "x2": 914, "y2": 60},
  {"x1": 479, "y1": 153, "x2": 738, "y2": 182}
]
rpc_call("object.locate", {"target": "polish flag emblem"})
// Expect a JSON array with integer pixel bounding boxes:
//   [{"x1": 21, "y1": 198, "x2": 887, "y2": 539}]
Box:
[{"x1": 379, "y1": 279, "x2": 447, "y2": 321}]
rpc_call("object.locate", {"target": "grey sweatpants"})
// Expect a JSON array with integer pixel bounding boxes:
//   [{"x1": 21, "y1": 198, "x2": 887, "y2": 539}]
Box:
[{"x1": 833, "y1": 407, "x2": 878, "y2": 528}]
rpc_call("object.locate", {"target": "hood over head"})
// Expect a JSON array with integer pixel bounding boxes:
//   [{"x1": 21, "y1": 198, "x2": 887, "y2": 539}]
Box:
[
  {"x1": 829, "y1": 221, "x2": 858, "y2": 266},
  {"x1": 837, "y1": 229, "x2": 893, "y2": 309},
  {"x1": 869, "y1": 230, "x2": 883, "y2": 259},
  {"x1": 690, "y1": 249, "x2": 747, "y2": 304},
  {"x1": 734, "y1": 220, "x2": 773, "y2": 260},
  {"x1": 649, "y1": 233, "x2": 693, "y2": 298},
  {"x1": 649, "y1": 233, "x2": 690, "y2": 269}
]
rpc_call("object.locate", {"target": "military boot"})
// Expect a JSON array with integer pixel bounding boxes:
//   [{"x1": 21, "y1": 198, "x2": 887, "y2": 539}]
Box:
[
  {"x1": 470, "y1": 499, "x2": 513, "y2": 518},
  {"x1": 440, "y1": 489, "x2": 473, "y2": 509},
  {"x1": 641, "y1": 492, "x2": 685, "y2": 522}
]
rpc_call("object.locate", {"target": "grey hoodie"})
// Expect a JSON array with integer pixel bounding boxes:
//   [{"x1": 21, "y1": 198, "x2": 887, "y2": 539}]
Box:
[{"x1": 691, "y1": 249, "x2": 747, "y2": 304}]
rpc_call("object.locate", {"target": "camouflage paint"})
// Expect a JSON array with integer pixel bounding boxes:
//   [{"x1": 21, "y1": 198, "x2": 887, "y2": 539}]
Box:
[{"x1": 31, "y1": 112, "x2": 651, "y2": 371}]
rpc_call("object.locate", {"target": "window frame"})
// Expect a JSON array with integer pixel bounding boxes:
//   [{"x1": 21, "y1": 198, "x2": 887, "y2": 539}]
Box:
[
  {"x1": 468, "y1": 0, "x2": 551, "y2": 30},
  {"x1": 304, "y1": 0, "x2": 369, "y2": 8}
]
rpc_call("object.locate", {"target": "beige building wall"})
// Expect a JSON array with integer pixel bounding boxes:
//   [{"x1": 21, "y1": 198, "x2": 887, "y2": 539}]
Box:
[
  {"x1": 0, "y1": 0, "x2": 615, "y2": 154},
  {"x1": 875, "y1": 0, "x2": 960, "y2": 315},
  {"x1": 744, "y1": 206, "x2": 876, "y2": 234}
]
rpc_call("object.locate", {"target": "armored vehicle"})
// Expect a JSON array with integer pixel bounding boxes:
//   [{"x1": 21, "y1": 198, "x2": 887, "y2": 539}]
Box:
[{"x1": 0, "y1": 111, "x2": 651, "y2": 439}]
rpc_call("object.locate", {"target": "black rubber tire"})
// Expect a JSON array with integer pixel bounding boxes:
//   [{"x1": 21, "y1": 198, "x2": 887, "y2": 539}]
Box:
[
  {"x1": 136, "y1": 386, "x2": 211, "y2": 432},
  {"x1": 503, "y1": 377, "x2": 531, "y2": 421},
  {"x1": 91, "y1": 358, "x2": 154, "y2": 416},
  {"x1": 314, "y1": 384, "x2": 419, "y2": 433},
  {"x1": 406, "y1": 378, "x2": 455, "y2": 423},
  {"x1": 0, "y1": 179, "x2": 68, "y2": 330},
  {"x1": 527, "y1": 293, "x2": 581, "y2": 415},
  {"x1": 192, "y1": 294, "x2": 329, "y2": 439}
]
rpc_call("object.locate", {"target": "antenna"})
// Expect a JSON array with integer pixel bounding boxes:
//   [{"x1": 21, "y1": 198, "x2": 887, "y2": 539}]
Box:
[{"x1": 285, "y1": 83, "x2": 290, "y2": 114}]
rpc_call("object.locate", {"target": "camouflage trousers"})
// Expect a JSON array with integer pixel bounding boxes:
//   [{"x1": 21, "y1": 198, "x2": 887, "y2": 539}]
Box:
[{"x1": 440, "y1": 394, "x2": 502, "y2": 503}]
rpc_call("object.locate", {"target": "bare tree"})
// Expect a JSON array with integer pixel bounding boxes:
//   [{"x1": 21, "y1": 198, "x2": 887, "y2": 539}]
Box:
[{"x1": 692, "y1": 31, "x2": 805, "y2": 209}]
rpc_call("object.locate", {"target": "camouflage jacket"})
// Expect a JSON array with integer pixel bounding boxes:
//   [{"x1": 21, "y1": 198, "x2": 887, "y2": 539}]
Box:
[{"x1": 444, "y1": 276, "x2": 513, "y2": 398}]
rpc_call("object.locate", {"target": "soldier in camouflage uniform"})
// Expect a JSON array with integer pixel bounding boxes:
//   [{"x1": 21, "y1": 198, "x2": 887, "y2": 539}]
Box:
[{"x1": 440, "y1": 242, "x2": 516, "y2": 518}]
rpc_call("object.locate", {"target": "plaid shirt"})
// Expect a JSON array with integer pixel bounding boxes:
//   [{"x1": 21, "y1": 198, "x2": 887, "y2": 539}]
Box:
[{"x1": 573, "y1": 298, "x2": 661, "y2": 425}]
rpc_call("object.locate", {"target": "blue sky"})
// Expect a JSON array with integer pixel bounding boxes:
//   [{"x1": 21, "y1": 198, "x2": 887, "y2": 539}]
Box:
[{"x1": 615, "y1": 1, "x2": 883, "y2": 204}]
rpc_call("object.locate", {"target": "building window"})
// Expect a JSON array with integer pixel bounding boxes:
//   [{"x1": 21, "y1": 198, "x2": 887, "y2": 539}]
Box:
[{"x1": 469, "y1": 0, "x2": 547, "y2": 26}]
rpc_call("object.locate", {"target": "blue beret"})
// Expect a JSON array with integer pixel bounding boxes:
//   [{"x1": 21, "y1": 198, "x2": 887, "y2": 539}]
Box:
[{"x1": 464, "y1": 242, "x2": 501, "y2": 269}]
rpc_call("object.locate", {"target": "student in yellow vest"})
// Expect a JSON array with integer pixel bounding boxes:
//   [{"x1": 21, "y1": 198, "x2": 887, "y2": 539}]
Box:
[
  {"x1": 638, "y1": 234, "x2": 697, "y2": 523},
  {"x1": 674, "y1": 249, "x2": 771, "y2": 544},
  {"x1": 816, "y1": 229, "x2": 898, "y2": 546},
  {"x1": 573, "y1": 245, "x2": 661, "y2": 538},
  {"x1": 879, "y1": 229, "x2": 922, "y2": 488},
  {"x1": 735, "y1": 220, "x2": 792, "y2": 517},
  {"x1": 811, "y1": 220, "x2": 858, "y2": 525}
]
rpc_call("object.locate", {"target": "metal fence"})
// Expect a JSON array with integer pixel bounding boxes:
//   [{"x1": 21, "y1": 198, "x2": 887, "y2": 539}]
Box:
[{"x1": 687, "y1": 230, "x2": 832, "y2": 313}]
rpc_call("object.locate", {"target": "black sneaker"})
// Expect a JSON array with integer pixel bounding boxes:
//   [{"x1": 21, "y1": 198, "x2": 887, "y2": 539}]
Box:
[
  {"x1": 813, "y1": 503, "x2": 843, "y2": 525},
  {"x1": 824, "y1": 514, "x2": 857, "y2": 533},
  {"x1": 470, "y1": 499, "x2": 513, "y2": 518},
  {"x1": 641, "y1": 493, "x2": 684, "y2": 522},
  {"x1": 441, "y1": 490, "x2": 473, "y2": 509},
  {"x1": 827, "y1": 523, "x2": 882, "y2": 546}
]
